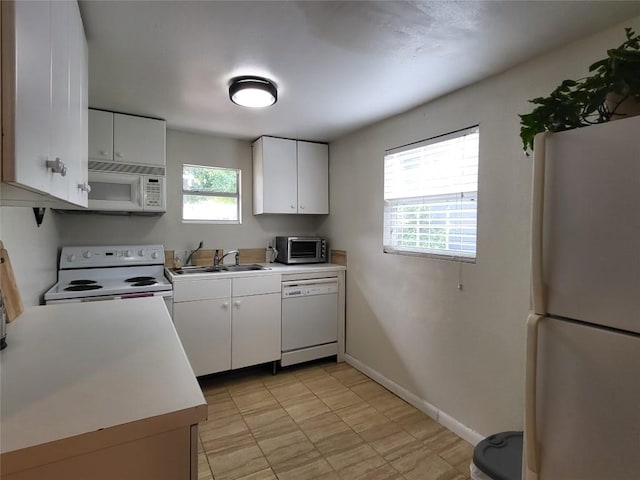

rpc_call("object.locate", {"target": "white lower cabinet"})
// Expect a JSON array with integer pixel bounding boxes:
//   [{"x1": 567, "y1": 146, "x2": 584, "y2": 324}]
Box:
[
  {"x1": 232, "y1": 293, "x2": 281, "y2": 369},
  {"x1": 173, "y1": 299, "x2": 231, "y2": 377},
  {"x1": 172, "y1": 274, "x2": 281, "y2": 376}
]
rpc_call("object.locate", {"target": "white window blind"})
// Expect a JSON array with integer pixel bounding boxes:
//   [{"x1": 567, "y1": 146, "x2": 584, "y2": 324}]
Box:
[{"x1": 383, "y1": 126, "x2": 479, "y2": 261}]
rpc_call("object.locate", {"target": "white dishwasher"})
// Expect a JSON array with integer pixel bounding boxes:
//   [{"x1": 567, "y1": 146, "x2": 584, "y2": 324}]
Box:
[{"x1": 281, "y1": 277, "x2": 339, "y2": 366}]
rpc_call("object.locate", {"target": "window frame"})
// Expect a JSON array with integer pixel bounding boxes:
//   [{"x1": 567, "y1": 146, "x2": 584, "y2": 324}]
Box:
[
  {"x1": 181, "y1": 164, "x2": 242, "y2": 224},
  {"x1": 383, "y1": 125, "x2": 479, "y2": 263}
]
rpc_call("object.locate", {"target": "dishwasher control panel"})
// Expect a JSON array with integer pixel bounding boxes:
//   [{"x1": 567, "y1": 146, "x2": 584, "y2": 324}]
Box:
[{"x1": 282, "y1": 282, "x2": 339, "y2": 298}]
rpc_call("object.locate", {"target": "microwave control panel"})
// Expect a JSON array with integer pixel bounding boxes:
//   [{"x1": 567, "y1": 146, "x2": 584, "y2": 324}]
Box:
[{"x1": 143, "y1": 177, "x2": 165, "y2": 210}]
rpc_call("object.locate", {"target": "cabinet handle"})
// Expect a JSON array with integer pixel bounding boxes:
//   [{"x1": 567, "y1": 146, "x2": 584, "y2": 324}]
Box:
[
  {"x1": 233, "y1": 300, "x2": 241, "y2": 308},
  {"x1": 100, "y1": 150, "x2": 110, "y2": 156},
  {"x1": 46, "y1": 158, "x2": 67, "y2": 177},
  {"x1": 77, "y1": 183, "x2": 91, "y2": 193},
  {"x1": 115, "y1": 152, "x2": 123, "y2": 158},
  {"x1": 222, "y1": 302, "x2": 229, "y2": 309},
  {"x1": 300, "y1": 205, "x2": 305, "y2": 210},
  {"x1": 290, "y1": 205, "x2": 295, "y2": 209}
]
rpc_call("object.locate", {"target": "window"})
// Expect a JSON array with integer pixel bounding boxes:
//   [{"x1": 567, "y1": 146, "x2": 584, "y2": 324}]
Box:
[
  {"x1": 383, "y1": 126, "x2": 479, "y2": 261},
  {"x1": 182, "y1": 165, "x2": 241, "y2": 223}
]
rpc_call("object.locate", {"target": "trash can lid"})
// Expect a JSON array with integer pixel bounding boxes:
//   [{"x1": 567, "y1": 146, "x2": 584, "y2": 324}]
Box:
[{"x1": 472, "y1": 431, "x2": 523, "y2": 480}]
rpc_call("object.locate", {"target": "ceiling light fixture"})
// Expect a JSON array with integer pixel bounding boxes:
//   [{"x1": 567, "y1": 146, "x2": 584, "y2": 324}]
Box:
[{"x1": 229, "y1": 76, "x2": 277, "y2": 108}]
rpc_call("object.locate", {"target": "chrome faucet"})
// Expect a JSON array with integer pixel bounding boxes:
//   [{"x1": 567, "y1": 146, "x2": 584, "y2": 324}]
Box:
[
  {"x1": 214, "y1": 249, "x2": 239, "y2": 267},
  {"x1": 185, "y1": 241, "x2": 203, "y2": 266}
]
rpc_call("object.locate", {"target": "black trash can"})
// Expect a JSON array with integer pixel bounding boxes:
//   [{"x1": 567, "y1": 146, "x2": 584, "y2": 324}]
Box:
[{"x1": 470, "y1": 431, "x2": 523, "y2": 480}]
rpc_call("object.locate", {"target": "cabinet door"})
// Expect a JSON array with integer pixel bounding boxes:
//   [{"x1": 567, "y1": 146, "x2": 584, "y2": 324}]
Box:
[
  {"x1": 297, "y1": 141, "x2": 329, "y2": 214},
  {"x1": 113, "y1": 114, "x2": 166, "y2": 166},
  {"x1": 89, "y1": 110, "x2": 114, "y2": 161},
  {"x1": 10, "y1": 1, "x2": 52, "y2": 194},
  {"x1": 231, "y1": 293, "x2": 281, "y2": 369},
  {"x1": 259, "y1": 137, "x2": 298, "y2": 213},
  {"x1": 48, "y1": 0, "x2": 72, "y2": 201},
  {"x1": 65, "y1": 1, "x2": 88, "y2": 207},
  {"x1": 173, "y1": 299, "x2": 231, "y2": 376}
]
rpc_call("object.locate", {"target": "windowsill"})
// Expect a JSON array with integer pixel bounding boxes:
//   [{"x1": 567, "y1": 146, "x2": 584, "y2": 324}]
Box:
[
  {"x1": 383, "y1": 248, "x2": 476, "y2": 264},
  {"x1": 182, "y1": 220, "x2": 241, "y2": 225}
]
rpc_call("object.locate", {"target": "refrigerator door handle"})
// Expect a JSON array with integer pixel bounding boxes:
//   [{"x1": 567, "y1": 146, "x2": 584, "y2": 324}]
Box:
[
  {"x1": 525, "y1": 313, "x2": 542, "y2": 476},
  {"x1": 531, "y1": 132, "x2": 549, "y2": 315}
]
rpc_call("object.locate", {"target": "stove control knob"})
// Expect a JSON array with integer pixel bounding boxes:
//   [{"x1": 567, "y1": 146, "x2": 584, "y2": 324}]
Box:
[
  {"x1": 151, "y1": 251, "x2": 160, "y2": 260},
  {"x1": 138, "y1": 249, "x2": 146, "y2": 257},
  {"x1": 126, "y1": 250, "x2": 134, "y2": 257},
  {"x1": 67, "y1": 254, "x2": 76, "y2": 262},
  {"x1": 83, "y1": 251, "x2": 92, "y2": 259}
]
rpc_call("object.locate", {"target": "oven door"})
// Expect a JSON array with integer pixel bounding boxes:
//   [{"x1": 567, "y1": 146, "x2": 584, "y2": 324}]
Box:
[
  {"x1": 288, "y1": 238, "x2": 323, "y2": 263},
  {"x1": 87, "y1": 171, "x2": 144, "y2": 212}
]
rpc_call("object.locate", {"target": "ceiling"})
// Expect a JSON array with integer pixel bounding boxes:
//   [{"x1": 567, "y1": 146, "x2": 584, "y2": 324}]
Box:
[{"x1": 79, "y1": 1, "x2": 640, "y2": 143}]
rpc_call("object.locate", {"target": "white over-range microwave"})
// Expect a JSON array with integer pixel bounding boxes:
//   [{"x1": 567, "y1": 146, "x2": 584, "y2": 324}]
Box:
[
  {"x1": 57, "y1": 161, "x2": 166, "y2": 214},
  {"x1": 87, "y1": 170, "x2": 165, "y2": 214}
]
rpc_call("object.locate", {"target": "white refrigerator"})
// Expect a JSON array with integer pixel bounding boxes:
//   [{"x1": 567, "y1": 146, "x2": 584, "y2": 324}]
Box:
[{"x1": 524, "y1": 115, "x2": 640, "y2": 480}]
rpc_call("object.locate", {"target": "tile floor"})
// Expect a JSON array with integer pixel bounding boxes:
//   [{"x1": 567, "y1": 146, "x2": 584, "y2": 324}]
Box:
[{"x1": 197, "y1": 359, "x2": 473, "y2": 480}]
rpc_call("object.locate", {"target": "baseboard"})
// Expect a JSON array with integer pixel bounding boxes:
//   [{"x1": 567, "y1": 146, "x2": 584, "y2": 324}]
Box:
[{"x1": 344, "y1": 353, "x2": 484, "y2": 446}]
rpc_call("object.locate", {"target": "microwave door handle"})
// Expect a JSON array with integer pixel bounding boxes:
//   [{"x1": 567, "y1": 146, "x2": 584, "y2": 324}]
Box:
[{"x1": 138, "y1": 177, "x2": 144, "y2": 209}]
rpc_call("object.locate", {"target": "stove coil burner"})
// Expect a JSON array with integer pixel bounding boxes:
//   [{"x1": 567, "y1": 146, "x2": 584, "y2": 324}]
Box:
[
  {"x1": 132, "y1": 280, "x2": 158, "y2": 287},
  {"x1": 126, "y1": 276, "x2": 156, "y2": 283},
  {"x1": 69, "y1": 280, "x2": 98, "y2": 285},
  {"x1": 64, "y1": 284, "x2": 103, "y2": 292}
]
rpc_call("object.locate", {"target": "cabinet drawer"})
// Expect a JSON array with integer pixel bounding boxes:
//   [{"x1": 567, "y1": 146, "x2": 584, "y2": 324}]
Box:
[
  {"x1": 173, "y1": 278, "x2": 231, "y2": 302},
  {"x1": 232, "y1": 275, "x2": 281, "y2": 296}
]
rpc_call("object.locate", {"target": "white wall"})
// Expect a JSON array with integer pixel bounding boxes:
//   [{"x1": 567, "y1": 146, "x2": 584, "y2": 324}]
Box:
[
  {"x1": 57, "y1": 130, "x2": 324, "y2": 251},
  {"x1": 0, "y1": 206, "x2": 62, "y2": 306},
  {"x1": 319, "y1": 18, "x2": 640, "y2": 438}
]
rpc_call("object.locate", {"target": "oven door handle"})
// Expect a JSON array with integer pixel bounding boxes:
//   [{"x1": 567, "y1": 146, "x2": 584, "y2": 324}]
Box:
[
  {"x1": 120, "y1": 293, "x2": 155, "y2": 300},
  {"x1": 81, "y1": 296, "x2": 116, "y2": 302}
]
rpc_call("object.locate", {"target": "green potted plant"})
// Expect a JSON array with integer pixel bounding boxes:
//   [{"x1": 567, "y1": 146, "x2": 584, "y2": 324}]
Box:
[{"x1": 519, "y1": 27, "x2": 640, "y2": 152}]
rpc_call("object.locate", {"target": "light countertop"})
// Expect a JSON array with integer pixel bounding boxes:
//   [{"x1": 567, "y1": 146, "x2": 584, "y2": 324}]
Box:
[
  {"x1": 165, "y1": 262, "x2": 346, "y2": 282},
  {"x1": 0, "y1": 297, "x2": 207, "y2": 472}
]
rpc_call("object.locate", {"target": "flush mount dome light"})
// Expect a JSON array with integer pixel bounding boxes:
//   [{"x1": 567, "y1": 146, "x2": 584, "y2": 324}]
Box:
[{"x1": 229, "y1": 76, "x2": 277, "y2": 108}]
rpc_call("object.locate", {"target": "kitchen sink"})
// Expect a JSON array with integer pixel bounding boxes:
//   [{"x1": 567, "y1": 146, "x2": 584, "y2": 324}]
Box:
[
  {"x1": 224, "y1": 264, "x2": 268, "y2": 272},
  {"x1": 170, "y1": 264, "x2": 269, "y2": 275}
]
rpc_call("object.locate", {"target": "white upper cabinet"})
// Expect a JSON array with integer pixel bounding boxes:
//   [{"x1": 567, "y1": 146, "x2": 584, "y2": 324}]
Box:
[
  {"x1": 113, "y1": 113, "x2": 166, "y2": 167},
  {"x1": 66, "y1": 1, "x2": 89, "y2": 205},
  {"x1": 253, "y1": 136, "x2": 329, "y2": 215},
  {"x1": 88, "y1": 110, "x2": 114, "y2": 161},
  {"x1": 89, "y1": 110, "x2": 166, "y2": 167},
  {"x1": 253, "y1": 136, "x2": 298, "y2": 214},
  {"x1": 7, "y1": 1, "x2": 52, "y2": 196},
  {"x1": 1, "y1": 0, "x2": 88, "y2": 207},
  {"x1": 297, "y1": 141, "x2": 329, "y2": 214}
]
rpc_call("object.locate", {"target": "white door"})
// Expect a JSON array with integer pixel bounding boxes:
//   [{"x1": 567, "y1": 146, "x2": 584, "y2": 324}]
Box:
[
  {"x1": 297, "y1": 141, "x2": 329, "y2": 214},
  {"x1": 88, "y1": 110, "x2": 114, "y2": 161},
  {"x1": 261, "y1": 137, "x2": 298, "y2": 213},
  {"x1": 12, "y1": 1, "x2": 52, "y2": 194},
  {"x1": 541, "y1": 116, "x2": 640, "y2": 333},
  {"x1": 173, "y1": 299, "x2": 232, "y2": 376},
  {"x1": 525, "y1": 316, "x2": 640, "y2": 480},
  {"x1": 113, "y1": 114, "x2": 166, "y2": 166},
  {"x1": 231, "y1": 293, "x2": 281, "y2": 369}
]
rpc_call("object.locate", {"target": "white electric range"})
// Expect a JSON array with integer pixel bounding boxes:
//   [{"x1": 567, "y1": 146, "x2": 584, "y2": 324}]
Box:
[{"x1": 44, "y1": 245, "x2": 173, "y2": 315}]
